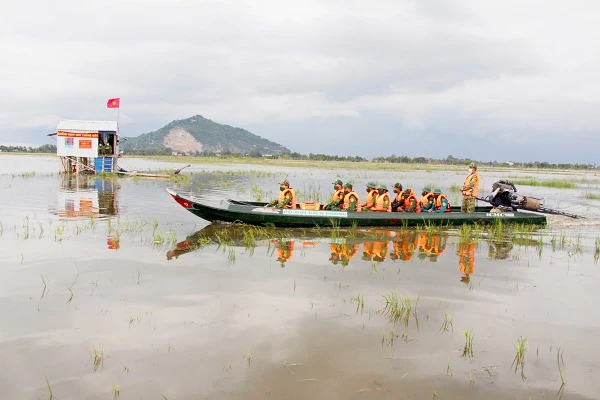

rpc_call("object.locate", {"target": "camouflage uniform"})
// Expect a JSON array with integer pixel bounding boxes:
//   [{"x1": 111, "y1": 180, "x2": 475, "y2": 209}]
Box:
[
  {"x1": 461, "y1": 163, "x2": 480, "y2": 213},
  {"x1": 461, "y1": 197, "x2": 476, "y2": 213}
]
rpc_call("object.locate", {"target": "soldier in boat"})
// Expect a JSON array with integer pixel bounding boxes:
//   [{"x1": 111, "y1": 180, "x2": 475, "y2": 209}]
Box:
[
  {"x1": 391, "y1": 182, "x2": 403, "y2": 212},
  {"x1": 324, "y1": 179, "x2": 345, "y2": 210},
  {"x1": 420, "y1": 186, "x2": 434, "y2": 209},
  {"x1": 361, "y1": 181, "x2": 379, "y2": 211},
  {"x1": 266, "y1": 179, "x2": 297, "y2": 209},
  {"x1": 422, "y1": 188, "x2": 450, "y2": 213},
  {"x1": 371, "y1": 184, "x2": 391, "y2": 212},
  {"x1": 400, "y1": 188, "x2": 421, "y2": 212},
  {"x1": 341, "y1": 182, "x2": 361, "y2": 211},
  {"x1": 461, "y1": 162, "x2": 481, "y2": 213}
]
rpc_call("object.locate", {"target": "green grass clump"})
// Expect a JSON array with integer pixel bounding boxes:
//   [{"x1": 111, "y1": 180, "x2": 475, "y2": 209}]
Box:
[
  {"x1": 461, "y1": 330, "x2": 474, "y2": 360},
  {"x1": 91, "y1": 342, "x2": 104, "y2": 372},
  {"x1": 448, "y1": 184, "x2": 461, "y2": 192},
  {"x1": 379, "y1": 292, "x2": 420, "y2": 328},
  {"x1": 439, "y1": 312, "x2": 453, "y2": 333},
  {"x1": 512, "y1": 336, "x2": 528, "y2": 380},
  {"x1": 584, "y1": 192, "x2": 600, "y2": 200},
  {"x1": 510, "y1": 178, "x2": 576, "y2": 189}
]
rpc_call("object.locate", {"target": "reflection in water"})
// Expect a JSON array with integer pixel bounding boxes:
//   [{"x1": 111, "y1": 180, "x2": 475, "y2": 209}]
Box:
[
  {"x1": 167, "y1": 227, "x2": 487, "y2": 281},
  {"x1": 166, "y1": 225, "x2": 549, "y2": 286},
  {"x1": 390, "y1": 231, "x2": 419, "y2": 261},
  {"x1": 56, "y1": 174, "x2": 120, "y2": 249},
  {"x1": 274, "y1": 240, "x2": 294, "y2": 267},
  {"x1": 417, "y1": 231, "x2": 448, "y2": 262},
  {"x1": 458, "y1": 237, "x2": 476, "y2": 284},
  {"x1": 488, "y1": 238, "x2": 514, "y2": 260},
  {"x1": 329, "y1": 243, "x2": 359, "y2": 266},
  {"x1": 57, "y1": 174, "x2": 119, "y2": 218}
]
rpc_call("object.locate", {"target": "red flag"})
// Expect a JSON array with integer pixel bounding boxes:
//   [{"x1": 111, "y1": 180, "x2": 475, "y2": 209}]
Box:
[{"x1": 107, "y1": 98, "x2": 120, "y2": 108}]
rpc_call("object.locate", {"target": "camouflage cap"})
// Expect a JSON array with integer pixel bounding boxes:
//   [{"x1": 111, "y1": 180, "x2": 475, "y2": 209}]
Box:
[
  {"x1": 333, "y1": 179, "x2": 343, "y2": 186},
  {"x1": 469, "y1": 162, "x2": 477, "y2": 169},
  {"x1": 366, "y1": 181, "x2": 377, "y2": 188},
  {"x1": 279, "y1": 179, "x2": 290, "y2": 186},
  {"x1": 344, "y1": 182, "x2": 353, "y2": 189},
  {"x1": 393, "y1": 182, "x2": 403, "y2": 189}
]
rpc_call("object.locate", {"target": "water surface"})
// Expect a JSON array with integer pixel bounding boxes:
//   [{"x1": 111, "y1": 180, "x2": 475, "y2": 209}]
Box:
[{"x1": 1, "y1": 155, "x2": 599, "y2": 399}]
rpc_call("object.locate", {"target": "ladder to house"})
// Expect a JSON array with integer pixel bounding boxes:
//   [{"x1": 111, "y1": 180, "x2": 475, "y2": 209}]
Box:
[{"x1": 94, "y1": 157, "x2": 115, "y2": 173}]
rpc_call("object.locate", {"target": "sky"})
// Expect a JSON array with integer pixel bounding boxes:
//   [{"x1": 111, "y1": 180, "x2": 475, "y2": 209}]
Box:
[{"x1": 1, "y1": 0, "x2": 599, "y2": 163}]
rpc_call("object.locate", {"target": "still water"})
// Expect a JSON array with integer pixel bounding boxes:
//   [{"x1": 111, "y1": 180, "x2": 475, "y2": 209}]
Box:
[{"x1": 1, "y1": 155, "x2": 600, "y2": 399}]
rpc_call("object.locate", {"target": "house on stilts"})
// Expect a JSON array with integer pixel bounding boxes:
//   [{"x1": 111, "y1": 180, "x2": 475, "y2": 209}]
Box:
[{"x1": 56, "y1": 120, "x2": 119, "y2": 174}]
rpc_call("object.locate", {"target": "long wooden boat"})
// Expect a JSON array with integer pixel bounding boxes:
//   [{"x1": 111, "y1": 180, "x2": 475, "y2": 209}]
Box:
[{"x1": 167, "y1": 188, "x2": 547, "y2": 227}]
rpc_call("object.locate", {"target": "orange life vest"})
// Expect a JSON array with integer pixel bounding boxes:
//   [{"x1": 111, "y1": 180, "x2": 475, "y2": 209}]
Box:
[
  {"x1": 462, "y1": 173, "x2": 480, "y2": 197},
  {"x1": 342, "y1": 191, "x2": 362, "y2": 211},
  {"x1": 332, "y1": 189, "x2": 345, "y2": 203},
  {"x1": 434, "y1": 194, "x2": 451, "y2": 213},
  {"x1": 364, "y1": 189, "x2": 378, "y2": 209},
  {"x1": 421, "y1": 192, "x2": 434, "y2": 207},
  {"x1": 403, "y1": 190, "x2": 421, "y2": 213},
  {"x1": 373, "y1": 192, "x2": 391, "y2": 212},
  {"x1": 277, "y1": 188, "x2": 297, "y2": 209}
]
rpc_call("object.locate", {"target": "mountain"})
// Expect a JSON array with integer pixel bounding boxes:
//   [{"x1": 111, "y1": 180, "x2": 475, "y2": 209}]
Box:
[{"x1": 121, "y1": 115, "x2": 290, "y2": 155}]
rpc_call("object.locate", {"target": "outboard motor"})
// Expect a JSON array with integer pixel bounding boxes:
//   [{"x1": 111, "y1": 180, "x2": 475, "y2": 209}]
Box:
[{"x1": 481, "y1": 179, "x2": 582, "y2": 218}]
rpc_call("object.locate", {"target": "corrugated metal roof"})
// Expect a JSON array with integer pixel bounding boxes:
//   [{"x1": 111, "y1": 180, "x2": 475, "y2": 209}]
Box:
[{"x1": 57, "y1": 120, "x2": 118, "y2": 133}]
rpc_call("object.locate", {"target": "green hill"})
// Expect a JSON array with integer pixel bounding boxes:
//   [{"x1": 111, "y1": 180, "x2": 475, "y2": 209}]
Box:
[{"x1": 121, "y1": 115, "x2": 290, "y2": 155}]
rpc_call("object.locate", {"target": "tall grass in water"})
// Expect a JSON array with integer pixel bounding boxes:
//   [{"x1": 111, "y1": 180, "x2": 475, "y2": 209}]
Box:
[
  {"x1": 512, "y1": 336, "x2": 528, "y2": 380},
  {"x1": 45, "y1": 375, "x2": 53, "y2": 399},
  {"x1": 439, "y1": 312, "x2": 453, "y2": 333},
  {"x1": 91, "y1": 342, "x2": 104, "y2": 372},
  {"x1": 350, "y1": 294, "x2": 365, "y2": 314},
  {"x1": 461, "y1": 330, "x2": 474, "y2": 360},
  {"x1": 557, "y1": 347, "x2": 566, "y2": 398},
  {"x1": 510, "y1": 178, "x2": 576, "y2": 189},
  {"x1": 112, "y1": 384, "x2": 120, "y2": 399},
  {"x1": 379, "y1": 292, "x2": 420, "y2": 329},
  {"x1": 584, "y1": 192, "x2": 600, "y2": 200}
]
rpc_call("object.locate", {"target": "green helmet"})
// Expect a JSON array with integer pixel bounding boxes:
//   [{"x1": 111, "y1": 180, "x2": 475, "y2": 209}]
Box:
[
  {"x1": 378, "y1": 183, "x2": 388, "y2": 190},
  {"x1": 333, "y1": 179, "x2": 343, "y2": 186},
  {"x1": 422, "y1": 186, "x2": 431, "y2": 193},
  {"x1": 344, "y1": 182, "x2": 353, "y2": 189},
  {"x1": 432, "y1": 187, "x2": 442, "y2": 194},
  {"x1": 366, "y1": 181, "x2": 377, "y2": 188}
]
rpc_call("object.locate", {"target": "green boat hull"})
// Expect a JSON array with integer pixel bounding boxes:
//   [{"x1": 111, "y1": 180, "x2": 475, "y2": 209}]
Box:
[{"x1": 167, "y1": 189, "x2": 547, "y2": 228}]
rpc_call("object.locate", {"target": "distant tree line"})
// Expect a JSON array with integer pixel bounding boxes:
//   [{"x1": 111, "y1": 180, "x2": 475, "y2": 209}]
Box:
[
  {"x1": 121, "y1": 147, "x2": 596, "y2": 169},
  {"x1": 0, "y1": 144, "x2": 57, "y2": 153}
]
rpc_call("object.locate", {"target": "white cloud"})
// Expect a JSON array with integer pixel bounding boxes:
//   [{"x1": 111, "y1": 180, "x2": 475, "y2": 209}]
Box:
[{"x1": 0, "y1": 0, "x2": 599, "y2": 162}]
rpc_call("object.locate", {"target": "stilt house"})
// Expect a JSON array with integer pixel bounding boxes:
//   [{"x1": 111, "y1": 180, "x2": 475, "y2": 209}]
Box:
[{"x1": 56, "y1": 120, "x2": 118, "y2": 173}]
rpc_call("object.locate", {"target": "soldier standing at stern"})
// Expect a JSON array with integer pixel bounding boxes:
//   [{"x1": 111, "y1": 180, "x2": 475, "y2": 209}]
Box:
[{"x1": 461, "y1": 162, "x2": 480, "y2": 213}]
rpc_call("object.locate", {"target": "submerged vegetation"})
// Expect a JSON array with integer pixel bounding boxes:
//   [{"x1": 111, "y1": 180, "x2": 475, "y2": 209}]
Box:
[
  {"x1": 584, "y1": 192, "x2": 600, "y2": 200},
  {"x1": 510, "y1": 178, "x2": 577, "y2": 189}
]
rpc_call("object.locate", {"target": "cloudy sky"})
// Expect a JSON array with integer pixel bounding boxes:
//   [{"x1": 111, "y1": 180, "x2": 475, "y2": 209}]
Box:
[{"x1": 1, "y1": 0, "x2": 598, "y2": 163}]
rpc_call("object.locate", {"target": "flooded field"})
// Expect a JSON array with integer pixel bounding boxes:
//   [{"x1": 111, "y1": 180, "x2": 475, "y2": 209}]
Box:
[{"x1": 1, "y1": 155, "x2": 600, "y2": 399}]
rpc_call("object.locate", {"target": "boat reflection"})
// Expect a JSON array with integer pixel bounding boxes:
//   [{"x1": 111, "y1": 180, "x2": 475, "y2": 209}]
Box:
[{"x1": 167, "y1": 225, "x2": 541, "y2": 282}]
